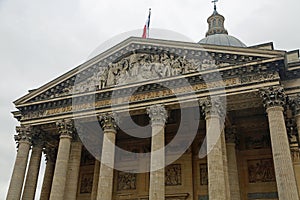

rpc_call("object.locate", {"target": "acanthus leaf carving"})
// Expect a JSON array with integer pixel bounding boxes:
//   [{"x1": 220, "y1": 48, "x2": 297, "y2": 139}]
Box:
[{"x1": 260, "y1": 86, "x2": 286, "y2": 109}]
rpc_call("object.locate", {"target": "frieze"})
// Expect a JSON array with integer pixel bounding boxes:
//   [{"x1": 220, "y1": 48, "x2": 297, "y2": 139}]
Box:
[
  {"x1": 20, "y1": 70, "x2": 279, "y2": 122},
  {"x1": 241, "y1": 71, "x2": 280, "y2": 84}
]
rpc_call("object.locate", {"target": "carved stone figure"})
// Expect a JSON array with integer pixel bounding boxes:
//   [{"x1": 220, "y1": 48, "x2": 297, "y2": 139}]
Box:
[
  {"x1": 248, "y1": 159, "x2": 276, "y2": 183},
  {"x1": 117, "y1": 172, "x2": 137, "y2": 190},
  {"x1": 80, "y1": 173, "x2": 93, "y2": 193},
  {"x1": 165, "y1": 164, "x2": 182, "y2": 186}
]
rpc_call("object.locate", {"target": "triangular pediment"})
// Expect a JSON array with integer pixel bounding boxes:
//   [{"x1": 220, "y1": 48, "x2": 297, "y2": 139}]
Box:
[{"x1": 14, "y1": 37, "x2": 286, "y2": 107}]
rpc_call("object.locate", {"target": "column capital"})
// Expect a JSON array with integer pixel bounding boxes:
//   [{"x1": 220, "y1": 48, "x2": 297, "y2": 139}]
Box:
[
  {"x1": 56, "y1": 119, "x2": 74, "y2": 138},
  {"x1": 225, "y1": 126, "x2": 238, "y2": 144},
  {"x1": 31, "y1": 127, "x2": 46, "y2": 148},
  {"x1": 260, "y1": 86, "x2": 287, "y2": 110},
  {"x1": 44, "y1": 146, "x2": 57, "y2": 163},
  {"x1": 199, "y1": 96, "x2": 226, "y2": 118},
  {"x1": 290, "y1": 94, "x2": 300, "y2": 116},
  {"x1": 98, "y1": 113, "x2": 118, "y2": 132},
  {"x1": 15, "y1": 126, "x2": 32, "y2": 145},
  {"x1": 147, "y1": 104, "x2": 168, "y2": 126}
]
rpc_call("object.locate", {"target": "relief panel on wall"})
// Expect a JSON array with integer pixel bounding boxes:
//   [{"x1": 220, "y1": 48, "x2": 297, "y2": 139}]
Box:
[
  {"x1": 247, "y1": 158, "x2": 276, "y2": 183},
  {"x1": 165, "y1": 164, "x2": 182, "y2": 186},
  {"x1": 80, "y1": 173, "x2": 93, "y2": 194},
  {"x1": 117, "y1": 171, "x2": 137, "y2": 191}
]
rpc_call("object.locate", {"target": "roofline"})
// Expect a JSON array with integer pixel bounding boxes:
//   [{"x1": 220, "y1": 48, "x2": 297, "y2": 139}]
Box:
[{"x1": 13, "y1": 36, "x2": 287, "y2": 106}]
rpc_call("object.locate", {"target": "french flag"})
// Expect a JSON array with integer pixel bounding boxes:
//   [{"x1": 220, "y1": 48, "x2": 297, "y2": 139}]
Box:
[{"x1": 142, "y1": 8, "x2": 151, "y2": 38}]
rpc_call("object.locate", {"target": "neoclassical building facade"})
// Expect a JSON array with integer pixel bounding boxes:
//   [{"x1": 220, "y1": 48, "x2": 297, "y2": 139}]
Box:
[{"x1": 7, "y1": 6, "x2": 300, "y2": 200}]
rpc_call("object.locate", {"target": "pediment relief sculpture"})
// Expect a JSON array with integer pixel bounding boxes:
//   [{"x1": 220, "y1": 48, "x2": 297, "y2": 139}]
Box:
[{"x1": 72, "y1": 52, "x2": 225, "y2": 94}]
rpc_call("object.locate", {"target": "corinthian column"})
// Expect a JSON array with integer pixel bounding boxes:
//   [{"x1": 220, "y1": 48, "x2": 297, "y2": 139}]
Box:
[
  {"x1": 7, "y1": 126, "x2": 32, "y2": 200},
  {"x1": 91, "y1": 160, "x2": 100, "y2": 200},
  {"x1": 200, "y1": 97, "x2": 227, "y2": 200},
  {"x1": 40, "y1": 147, "x2": 57, "y2": 200},
  {"x1": 293, "y1": 95, "x2": 300, "y2": 145},
  {"x1": 22, "y1": 130, "x2": 44, "y2": 200},
  {"x1": 225, "y1": 127, "x2": 241, "y2": 200},
  {"x1": 64, "y1": 134, "x2": 82, "y2": 200},
  {"x1": 147, "y1": 104, "x2": 168, "y2": 200},
  {"x1": 292, "y1": 94, "x2": 300, "y2": 196},
  {"x1": 96, "y1": 113, "x2": 117, "y2": 200},
  {"x1": 49, "y1": 120, "x2": 74, "y2": 200},
  {"x1": 260, "y1": 86, "x2": 299, "y2": 199}
]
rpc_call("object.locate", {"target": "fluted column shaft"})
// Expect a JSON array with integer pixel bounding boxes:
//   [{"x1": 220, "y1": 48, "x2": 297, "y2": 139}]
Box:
[
  {"x1": 221, "y1": 130, "x2": 230, "y2": 200},
  {"x1": 261, "y1": 87, "x2": 299, "y2": 200},
  {"x1": 96, "y1": 114, "x2": 117, "y2": 200},
  {"x1": 147, "y1": 105, "x2": 167, "y2": 200},
  {"x1": 296, "y1": 114, "x2": 300, "y2": 144},
  {"x1": 294, "y1": 113, "x2": 300, "y2": 197},
  {"x1": 22, "y1": 144, "x2": 43, "y2": 200},
  {"x1": 64, "y1": 140, "x2": 82, "y2": 200},
  {"x1": 7, "y1": 127, "x2": 32, "y2": 200},
  {"x1": 91, "y1": 160, "x2": 100, "y2": 200},
  {"x1": 206, "y1": 114, "x2": 227, "y2": 200},
  {"x1": 200, "y1": 97, "x2": 227, "y2": 200},
  {"x1": 49, "y1": 120, "x2": 73, "y2": 200},
  {"x1": 40, "y1": 159, "x2": 55, "y2": 200}
]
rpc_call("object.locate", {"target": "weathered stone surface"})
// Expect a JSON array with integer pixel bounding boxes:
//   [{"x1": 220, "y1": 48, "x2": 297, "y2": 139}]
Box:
[{"x1": 7, "y1": 126, "x2": 32, "y2": 200}]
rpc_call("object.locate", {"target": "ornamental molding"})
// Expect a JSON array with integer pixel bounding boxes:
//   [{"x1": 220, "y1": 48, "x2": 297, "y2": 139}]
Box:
[
  {"x1": 15, "y1": 36, "x2": 283, "y2": 106},
  {"x1": 260, "y1": 86, "x2": 287, "y2": 109}
]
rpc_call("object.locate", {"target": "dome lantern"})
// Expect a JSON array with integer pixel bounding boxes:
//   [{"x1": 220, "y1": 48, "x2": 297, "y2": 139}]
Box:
[{"x1": 199, "y1": 0, "x2": 247, "y2": 47}]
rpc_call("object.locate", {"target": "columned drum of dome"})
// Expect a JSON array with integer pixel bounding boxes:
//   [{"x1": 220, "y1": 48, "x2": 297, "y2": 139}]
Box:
[{"x1": 199, "y1": 3, "x2": 247, "y2": 48}]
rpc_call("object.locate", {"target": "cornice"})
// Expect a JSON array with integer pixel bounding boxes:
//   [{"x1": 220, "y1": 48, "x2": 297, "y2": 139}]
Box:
[{"x1": 14, "y1": 37, "x2": 285, "y2": 106}]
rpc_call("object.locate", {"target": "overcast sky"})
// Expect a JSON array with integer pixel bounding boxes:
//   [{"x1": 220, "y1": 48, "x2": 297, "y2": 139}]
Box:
[{"x1": 0, "y1": 0, "x2": 299, "y2": 199}]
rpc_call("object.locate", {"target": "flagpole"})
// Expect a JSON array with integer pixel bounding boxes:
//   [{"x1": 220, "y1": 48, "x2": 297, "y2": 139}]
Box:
[{"x1": 148, "y1": 8, "x2": 151, "y2": 38}]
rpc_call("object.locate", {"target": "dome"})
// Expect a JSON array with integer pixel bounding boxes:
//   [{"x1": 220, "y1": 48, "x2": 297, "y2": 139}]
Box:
[{"x1": 199, "y1": 34, "x2": 247, "y2": 47}]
